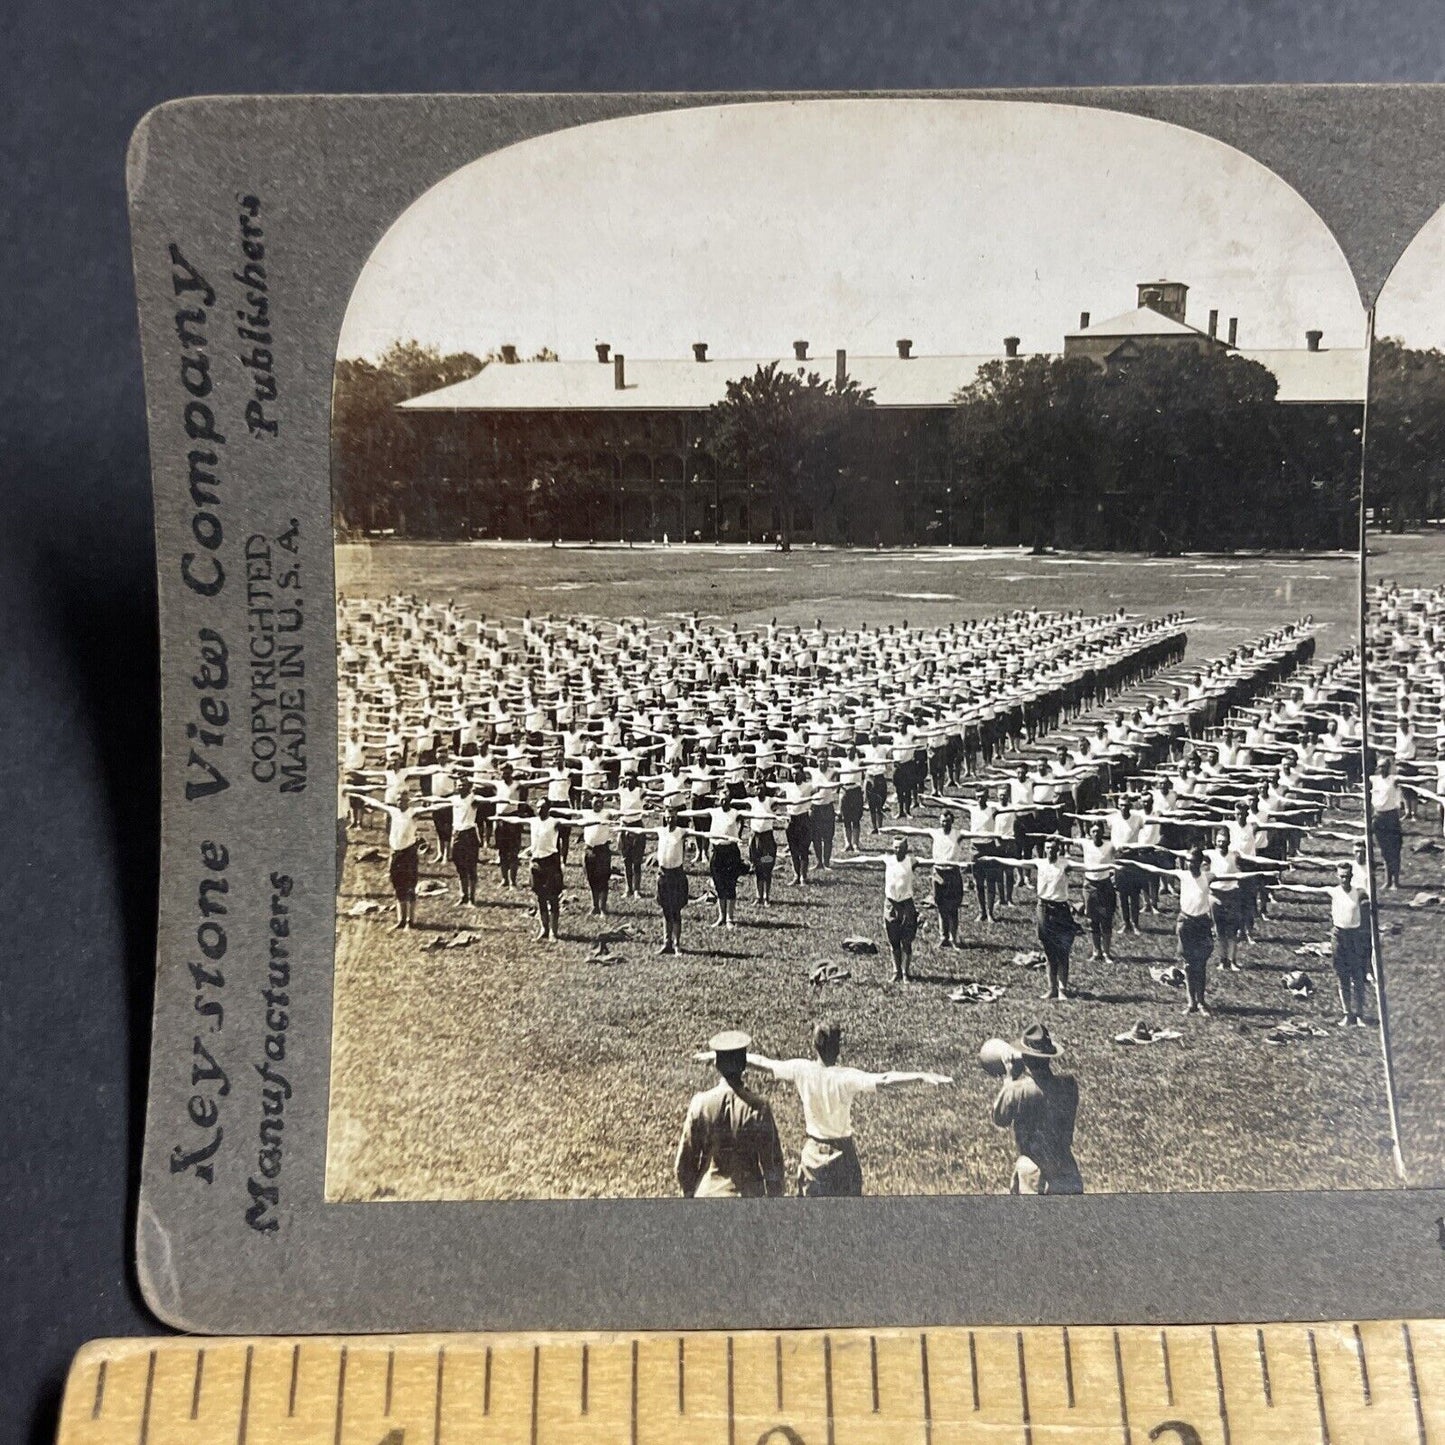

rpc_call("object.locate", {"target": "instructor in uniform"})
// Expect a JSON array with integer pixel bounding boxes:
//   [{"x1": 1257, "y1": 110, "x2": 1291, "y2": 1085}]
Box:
[
  {"x1": 990, "y1": 1023, "x2": 1083, "y2": 1195},
  {"x1": 675, "y1": 1031, "x2": 786, "y2": 1198}
]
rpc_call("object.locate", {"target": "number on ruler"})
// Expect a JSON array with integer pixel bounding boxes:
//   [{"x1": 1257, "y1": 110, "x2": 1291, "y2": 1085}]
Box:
[{"x1": 1148, "y1": 1424, "x2": 1203, "y2": 1445}]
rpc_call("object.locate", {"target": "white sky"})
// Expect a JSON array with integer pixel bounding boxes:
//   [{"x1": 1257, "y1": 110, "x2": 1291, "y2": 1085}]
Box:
[
  {"x1": 338, "y1": 98, "x2": 1366, "y2": 363},
  {"x1": 1376, "y1": 201, "x2": 1445, "y2": 349}
]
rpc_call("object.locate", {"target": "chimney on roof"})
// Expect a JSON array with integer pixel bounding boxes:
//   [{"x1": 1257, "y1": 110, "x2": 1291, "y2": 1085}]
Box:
[
  {"x1": 1079, "y1": 311, "x2": 1090, "y2": 330},
  {"x1": 896, "y1": 338, "x2": 913, "y2": 359},
  {"x1": 793, "y1": 340, "x2": 809, "y2": 361},
  {"x1": 1208, "y1": 309, "x2": 1219, "y2": 339},
  {"x1": 1004, "y1": 336, "x2": 1020, "y2": 359},
  {"x1": 595, "y1": 342, "x2": 611, "y2": 364},
  {"x1": 692, "y1": 342, "x2": 708, "y2": 363},
  {"x1": 1306, "y1": 329, "x2": 1323, "y2": 353},
  {"x1": 1227, "y1": 317, "x2": 1238, "y2": 347},
  {"x1": 500, "y1": 343, "x2": 519, "y2": 364},
  {"x1": 835, "y1": 348, "x2": 847, "y2": 389},
  {"x1": 613, "y1": 353, "x2": 626, "y2": 391}
]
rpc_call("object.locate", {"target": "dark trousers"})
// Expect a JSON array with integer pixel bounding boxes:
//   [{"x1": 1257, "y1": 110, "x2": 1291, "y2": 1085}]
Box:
[
  {"x1": 1333, "y1": 925, "x2": 1370, "y2": 1018},
  {"x1": 584, "y1": 843, "x2": 612, "y2": 910},
  {"x1": 1084, "y1": 878, "x2": 1116, "y2": 953},
  {"x1": 1117, "y1": 864, "x2": 1144, "y2": 929},
  {"x1": 1178, "y1": 913, "x2": 1213, "y2": 1004},
  {"x1": 621, "y1": 829, "x2": 646, "y2": 894},
  {"x1": 865, "y1": 776, "x2": 888, "y2": 830},
  {"x1": 1374, "y1": 811, "x2": 1403, "y2": 885},
  {"x1": 1037, "y1": 900, "x2": 1074, "y2": 995}
]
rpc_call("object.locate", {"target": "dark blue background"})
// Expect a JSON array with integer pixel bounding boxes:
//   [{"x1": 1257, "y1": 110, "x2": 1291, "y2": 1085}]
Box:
[{"x1": 5, "y1": 4, "x2": 1445, "y2": 1441}]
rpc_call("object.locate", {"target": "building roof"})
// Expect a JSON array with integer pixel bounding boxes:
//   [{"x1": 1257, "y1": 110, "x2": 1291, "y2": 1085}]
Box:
[
  {"x1": 1065, "y1": 306, "x2": 1208, "y2": 340},
  {"x1": 398, "y1": 344, "x2": 1367, "y2": 413},
  {"x1": 1236, "y1": 347, "x2": 1369, "y2": 406},
  {"x1": 398, "y1": 354, "x2": 1005, "y2": 413}
]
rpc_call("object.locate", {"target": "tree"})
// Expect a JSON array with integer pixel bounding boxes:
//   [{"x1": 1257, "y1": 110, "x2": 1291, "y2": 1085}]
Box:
[
  {"x1": 949, "y1": 346, "x2": 1316, "y2": 553},
  {"x1": 484, "y1": 346, "x2": 560, "y2": 363},
  {"x1": 1367, "y1": 338, "x2": 1445, "y2": 531},
  {"x1": 1097, "y1": 347, "x2": 1281, "y2": 554},
  {"x1": 949, "y1": 355, "x2": 1101, "y2": 553},
  {"x1": 331, "y1": 342, "x2": 483, "y2": 536},
  {"x1": 703, "y1": 362, "x2": 874, "y2": 551}
]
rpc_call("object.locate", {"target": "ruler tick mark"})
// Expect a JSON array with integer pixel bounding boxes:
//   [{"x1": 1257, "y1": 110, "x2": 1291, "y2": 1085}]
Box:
[
  {"x1": 1309, "y1": 1329, "x2": 1331, "y2": 1444},
  {"x1": 969, "y1": 1330, "x2": 980, "y2": 1411},
  {"x1": 826, "y1": 1335, "x2": 838, "y2": 1445},
  {"x1": 919, "y1": 1333, "x2": 932, "y2": 1445},
  {"x1": 288, "y1": 1344, "x2": 301, "y2": 1418},
  {"x1": 1017, "y1": 1331, "x2": 1033, "y2": 1445},
  {"x1": 776, "y1": 1335, "x2": 784, "y2": 1411},
  {"x1": 1257, "y1": 1329, "x2": 1272, "y2": 1406},
  {"x1": 1403, "y1": 1323, "x2": 1427, "y2": 1445},
  {"x1": 1354, "y1": 1323, "x2": 1371, "y2": 1405},
  {"x1": 435, "y1": 1346, "x2": 446, "y2": 1445},
  {"x1": 1160, "y1": 1331, "x2": 1174, "y2": 1408},
  {"x1": 191, "y1": 1349, "x2": 205, "y2": 1420},
  {"x1": 581, "y1": 1342, "x2": 589, "y2": 1414},
  {"x1": 91, "y1": 1359, "x2": 106, "y2": 1420},
  {"x1": 630, "y1": 1338, "x2": 639, "y2": 1445},
  {"x1": 384, "y1": 1348, "x2": 394, "y2": 1416},
  {"x1": 678, "y1": 1337, "x2": 686, "y2": 1414},
  {"x1": 484, "y1": 1346, "x2": 492, "y2": 1415},
  {"x1": 1211, "y1": 1327, "x2": 1231, "y2": 1445},
  {"x1": 333, "y1": 1346, "x2": 347, "y2": 1445},
  {"x1": 138, "y1": 1350, "x2": 156, "y2": 1445},
  {"x1": 869, "y1": 1334, "x2": 880, "y2": 1413},
  {"x1": 1114, "y1": 1329, "x2": 1131, "y2": 1445},
  {"x1": 237, "y1": 1345, "x2": 253, "y2": 1445},
  {"x1": 1063, "y1": 1327, "x2": 1075, "y2": 1408},
  {"x1": 530, "y1": 1345, "x2": 539, "y2": 1445},
  {"x1": 727, "y1": 1336, "x2": 736, "y2": 1445}
]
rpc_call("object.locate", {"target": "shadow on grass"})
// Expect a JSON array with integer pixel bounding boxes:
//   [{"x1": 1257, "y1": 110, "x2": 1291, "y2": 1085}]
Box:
[
  {"x1": 1209, "y1": 1001, "x2": 1295, "y2": 1020},
  {"x1": 906, "y1": 968, "x2": 986, "y2": 985},
  {"x1": 1069, "y1": 989, "x2": 1156, "y2": 1006},
  {"x1": 1239, "y1": 955, "x2": 1311, "y2": 974},
  {"x1": 953, "y1": 937, "x2": 1025, "y2": 955}
]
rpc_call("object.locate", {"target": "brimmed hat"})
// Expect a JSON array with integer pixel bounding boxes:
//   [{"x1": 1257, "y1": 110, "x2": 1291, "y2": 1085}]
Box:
[
  {"x1": 1117, "y1": 1019, "x2": 1158, "y2": 1044},
  {"x1": 709, "y1": 1029, "x2": 751, "y2": 1070},
  {"x1": 1016, "y1": 1022, "x2": 1061, "y2": 1059}
]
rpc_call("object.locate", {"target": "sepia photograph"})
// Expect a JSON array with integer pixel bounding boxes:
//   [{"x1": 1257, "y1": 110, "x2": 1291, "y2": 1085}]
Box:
[
  {"x1": 323, "y1": 98, "x2": 1391, "y2": 1204},
  {"x1": 1362, "y1": 205, "x2": 1445, "y2": 1188}
]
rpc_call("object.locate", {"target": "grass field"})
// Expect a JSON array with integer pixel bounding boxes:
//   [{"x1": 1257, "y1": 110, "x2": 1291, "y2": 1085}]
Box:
[
  {"x1": 1363, "y1": 530, "x2": 1445, "y2": 1188},
  {"x1": 325, "y1": 541, "x2": 1405, "y2": 1201}
]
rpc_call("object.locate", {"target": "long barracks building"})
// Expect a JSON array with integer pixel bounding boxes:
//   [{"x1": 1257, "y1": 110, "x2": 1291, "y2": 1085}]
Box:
[{"x1": 383, "y1": 281, "x2": 1367, "y2": 547}]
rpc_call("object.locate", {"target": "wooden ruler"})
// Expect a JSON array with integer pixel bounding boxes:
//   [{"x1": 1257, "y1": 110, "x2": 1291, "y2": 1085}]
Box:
[{"x1": 56, "y1": 1322, "x2": 1445, "y2": 1444}]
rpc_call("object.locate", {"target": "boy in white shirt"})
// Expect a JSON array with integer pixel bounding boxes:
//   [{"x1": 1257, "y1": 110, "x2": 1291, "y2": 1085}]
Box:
[
  {"x1": 1276, "y1": 863, "x2": 1372, "y2": 1026},
  {"x1": 741, "y1": 1022, "x2": 951, "y2": 1196}
]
